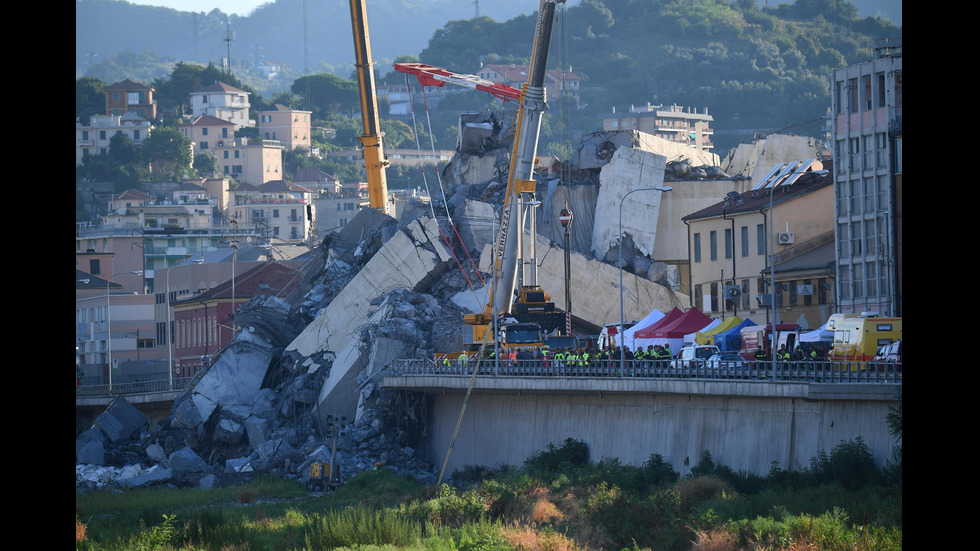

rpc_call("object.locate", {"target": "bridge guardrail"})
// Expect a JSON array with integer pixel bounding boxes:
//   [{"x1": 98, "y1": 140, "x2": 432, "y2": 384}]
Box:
[
  {"x1": 387, "y1": 358, "x2": 902, "y2": 384},
  {"x1": 75, "y1": 376, "x2": 195, "y2": 397}
]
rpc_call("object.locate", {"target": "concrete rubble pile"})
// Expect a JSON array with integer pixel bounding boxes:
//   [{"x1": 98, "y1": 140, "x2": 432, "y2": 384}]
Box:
[{"x1": 77, "y1": 122, "x2": 816, "y2": 491}]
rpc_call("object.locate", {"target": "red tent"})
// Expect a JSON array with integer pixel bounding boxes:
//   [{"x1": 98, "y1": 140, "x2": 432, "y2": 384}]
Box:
[
  {"x1": 632, "y1": 308, "x2": 683, "y2": 338},
  {"x1": 640, "y1": 308, "x2": 713, "y2": 339}
]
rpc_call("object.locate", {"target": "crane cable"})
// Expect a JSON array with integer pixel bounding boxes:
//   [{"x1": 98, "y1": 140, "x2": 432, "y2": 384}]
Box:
[{"x1": 403, "y1": 73, "x2": 493, "y2": 301}]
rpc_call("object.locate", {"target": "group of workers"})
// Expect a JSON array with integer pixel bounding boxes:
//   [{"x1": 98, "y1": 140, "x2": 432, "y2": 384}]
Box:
[{"x1": 437, "y1": 342, "x2": 683, "y2": 374}]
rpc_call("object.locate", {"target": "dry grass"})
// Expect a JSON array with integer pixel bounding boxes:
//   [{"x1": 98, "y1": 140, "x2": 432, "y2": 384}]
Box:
[
  {"x1": 691, "y1": 527, "x2": 738, "y2": 551},
  {"x1": 237, "y1": 486, "x2": 257, "y2": 504},
  {"x1": 500, "y1": 522, "x2": 581, "y2": 551},
  {"x1": 531, "y1": 498, "x2": 563, "y2": 523},
  {"x1": 75, "y1": 517, "x2": 87, "y2": 541},
  {"x1": 676, "y1": 475, "x2": 734, "y2": 512}
]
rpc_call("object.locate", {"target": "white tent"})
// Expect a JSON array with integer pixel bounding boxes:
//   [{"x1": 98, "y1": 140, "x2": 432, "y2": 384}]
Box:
[
  {"x1": 800, "y1": 323, "x2": 833, "y2": 343},
  {"x1": 621, "y1": 309, "x2": 665, "y2": 349}
]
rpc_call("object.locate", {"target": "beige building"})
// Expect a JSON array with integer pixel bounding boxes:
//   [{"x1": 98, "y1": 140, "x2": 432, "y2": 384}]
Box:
[
  {"x1": 230, "y1": 180, "x2": 315, "y2": 244},
  {"x1": 190, "y1": 81, "x2": 252, "y2": 130},
  {"x1": 682, "y1": 159, "x2": 836, "y2": 330},
  {"x1": 601, "y1": 103, "x2": 715, "y2": 152},
  {"x1": 75, "y1": 113, "x2": 153, "y2": 165},
  {"x1": 258, "y1": 104, "x2": 312, "y2": 151}
]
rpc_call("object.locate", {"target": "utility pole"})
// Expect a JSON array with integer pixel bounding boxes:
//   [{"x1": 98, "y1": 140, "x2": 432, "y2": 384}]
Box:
[{"x1": 224, "y1": 22, "x2": 235, "y2": 76}]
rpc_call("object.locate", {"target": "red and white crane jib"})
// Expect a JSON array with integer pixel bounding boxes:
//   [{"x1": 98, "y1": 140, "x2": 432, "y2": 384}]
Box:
[{"x1": 394, "y1": 62, "x2": 523, "y2": 103}]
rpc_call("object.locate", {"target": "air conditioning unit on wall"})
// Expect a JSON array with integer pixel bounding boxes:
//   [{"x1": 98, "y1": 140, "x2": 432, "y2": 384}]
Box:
[{"x1": 777, "y1": 232, "x2": 795, "y2": 244}]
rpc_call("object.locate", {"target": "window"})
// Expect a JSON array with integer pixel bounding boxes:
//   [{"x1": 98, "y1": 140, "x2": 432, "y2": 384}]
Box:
[
  {"x1": 200, "y1": 142, "x2": 208, "y2": 150},
  {"x1": 253, "y1": 209, "x2": 263, "y2": 218},
  {"x1": 850, "y1": 221, "x2": 863, "y2": 256},
  {"x1": 862, "y1": 75, "x2": 872, "y2": 110},
  {"x1": 876, "y1": 133, "x2": 888, "y2": 169},
  {"x1": 99, "y1": 130, "x2": 107, "y2": 140},
  {"x1": 709, "y1": 282, "x2": 719, "y2": 312},
  {"x1": 848, "y1": 78, "x2": 859, "y2": 113},
  {"x1": 724, "y1": 228, "x2": 732, "y2": 259},
  {"x1": 757, "y1": 224, "x2": 766, "y2": 255},
  {"x1": 82, "y1": 130, "x2": 89, "y2": 140},
  {"x1": 863, "y1": 177, "x2": 875, "y2": 212},
  {"x1": 849, "y1": 138, "x2": 860, "y2": 172},
  {"x1": 693, "y1": 233, "x2": 701, "y2": 262},
  {"x1": 876, "y1": 72, "x2": 886, "y2": 107},
  {"x1": 694, "y1": 284, "x2": 702, "y2": 310},
  {"x1": 202, "y1": 128, "x2": 208, "y2": 136},
  {"x1": 849, "y1": 179, "x2": 861, "y2": 213},
  {"x1": 273, "y1": 209, "x2": 280, "y2": 218},
  {"x1": 802, "y1": 279, "x2": 813, "y2": 306},
  {"x1": 222, "y1": 127, "x2": 229, "y2": 138},
  {"x1": 865, "y1": 219, "x2": 877, "y2": 256},
  {"x1": 851, "y1": 263, "x2": 863, "y2": 298},
  {"x1": 234, "y1": 150, "x2": 240, "y2": 158},
  {"x1": 835, "y1": 81, "x2": 843, "y2": 114},
  {"x1": 865, "y1": 262, "x2": 877, "y2": 296},
  {"x1": 233, "y1": 165, "x2": 243, "y2": 174},
  {"x1": 741, "y1": 279, "x2": 750, "y2": 309},
  {"x1": 709, "y1": 231, "x2": 717, "y2": 261},
  {"x1": 740, "y1": 226, "x2": 749, "y2": 257},
  {"x1": 89, "y1": 259, "x2": 101, "y2": 275},
  {"x1": 863, "y1": 135, "x2": 874, "y2": 169},
  {"x1": 837, "y1": 223, "x2": 849, "y2": 257},
  {"x1": 223, "y1": 151, "x2": 229, "y2": 159},
  {"x1": 788, "y1": 279, "x2": 798, "y2": 306},
  {"x1": 133, "y1": 130, "x2": 140, "y2": 142}
]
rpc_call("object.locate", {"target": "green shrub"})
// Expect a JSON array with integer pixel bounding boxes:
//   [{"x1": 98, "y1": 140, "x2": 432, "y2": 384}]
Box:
[
  {"x1": 807, "y1": 437, "x2": 880, "y2": 489},
  {"x1": 305, "y1": 504, "x2": 429, "y2": 548},
  {"x1": 523, "y1": 438, "x2": 589, "y2": 472}
]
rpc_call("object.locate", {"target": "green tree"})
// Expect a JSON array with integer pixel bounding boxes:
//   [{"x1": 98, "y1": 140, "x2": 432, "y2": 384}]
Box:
[
  {"x1": 291, "y1": 73, "x2": 359, "y2": 119},
  {"x1": 108, "y1": 132, "x2": 139, "y2": 166},
  {"x1": 194, "y1": 151, "x2": 221, "y2": 178},
  {"x1": 76, "y1": 77, "x2": 107, "y2": 124},
  {"x1": 142, "y1": 126, "x2": 193, "y2": 182}
]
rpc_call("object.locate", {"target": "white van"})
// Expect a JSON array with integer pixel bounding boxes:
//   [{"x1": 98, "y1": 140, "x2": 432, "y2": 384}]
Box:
[{"x1": 669, "y1": 344, "x2": 720, "y2": 369}]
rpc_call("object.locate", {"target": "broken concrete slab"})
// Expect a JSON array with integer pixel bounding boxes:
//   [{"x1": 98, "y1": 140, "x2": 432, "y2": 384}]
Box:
[
  {"x1": 286, "y1": 216, "x2": 452, "y2": 360},
  {"x1": 94, "y1": 397, "x2": 150, "y2": 445},
  {"x1": 190, "y1": 327, "x2": 277, "y2": 423},
  {"x1": 76, "y1": 440, "x2": 105, "y2": 466},
  {"x1": 245, "y1": 415, "x2": 272, "y2": 451},
  {"x1": 168, "y1": 447, "x2": 208, "y2": 472},
  {"x1": 579, "y1": 130, "x2": 720, "y2": 170},
  {"x1": 475, "y1": 233, "x2": 688, "y2": 332},
  {"x1": 721, "y1": 134, "x2": 823, "y2": 181},
  {"x1": 590, "y1": 147, "x2": 669, "y2": 262},
  {"x1": 124, "y1": 466, "x2": 173, "y2": 487}
]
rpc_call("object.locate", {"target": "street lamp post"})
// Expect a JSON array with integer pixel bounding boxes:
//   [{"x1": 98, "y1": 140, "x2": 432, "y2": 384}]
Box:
[
  {"x1": 619, "y1": 187, "x2": 672, "y2": 377},
  {"x1": 769, "y1": 188, "x2": 778, "y2": 377},
  {"x1": 106, "y1": 270, "x2": 143, "y2": 391},
  {"x1": 166, "y1": 267, "x2": 174, "y2": 391}
]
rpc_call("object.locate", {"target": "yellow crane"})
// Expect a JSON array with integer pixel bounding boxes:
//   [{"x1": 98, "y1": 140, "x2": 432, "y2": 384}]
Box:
[{"x1": 348, "y1": 0, "x2": 390, "y2": 214}]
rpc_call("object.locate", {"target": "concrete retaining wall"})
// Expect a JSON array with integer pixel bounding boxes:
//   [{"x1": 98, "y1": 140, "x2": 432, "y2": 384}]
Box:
[{"x1": 424, "y1": 389, "x2": 899, "y2": 477}]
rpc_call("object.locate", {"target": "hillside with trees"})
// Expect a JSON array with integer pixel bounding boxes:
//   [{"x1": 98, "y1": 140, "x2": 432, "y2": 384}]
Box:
[{"x1": 76, "y1": 0, "x2": 900, "y2": 203}]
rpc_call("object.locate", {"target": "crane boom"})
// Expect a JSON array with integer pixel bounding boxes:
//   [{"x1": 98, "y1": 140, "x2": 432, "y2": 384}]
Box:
[
  {"x1": 349, "y1": 0, "x2": 390, "y2": 214},
  {"x1": 398, "y1": 1, "x2": 567, "y2": 351}
]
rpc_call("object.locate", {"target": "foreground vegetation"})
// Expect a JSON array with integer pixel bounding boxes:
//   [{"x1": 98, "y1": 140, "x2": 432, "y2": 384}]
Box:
[{"x1": 76, "y1": 435, "x2": 901, "y2": 551}]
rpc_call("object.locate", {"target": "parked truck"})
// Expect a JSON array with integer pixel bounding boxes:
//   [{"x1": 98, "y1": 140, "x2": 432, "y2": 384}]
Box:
[
  {"x1": 738, "y1": 323, "x2": 801, "y2": 363},
  {"x1": 827, "y1": 312, "x2": 902, "y2": 370}
]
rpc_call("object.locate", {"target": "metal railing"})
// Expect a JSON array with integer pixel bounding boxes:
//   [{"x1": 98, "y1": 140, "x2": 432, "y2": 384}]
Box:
[
  {"x1": 75, "y1": 376, "x2": 195, "y2": 398},
  {"x1": 387, "y1": 358, "x2": 903, "y2": 384}
]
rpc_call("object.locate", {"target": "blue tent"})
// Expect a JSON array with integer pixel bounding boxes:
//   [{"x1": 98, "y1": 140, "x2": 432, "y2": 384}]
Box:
[{"x1": 713, "y1": 318, "x2": 757, "y2": 351}]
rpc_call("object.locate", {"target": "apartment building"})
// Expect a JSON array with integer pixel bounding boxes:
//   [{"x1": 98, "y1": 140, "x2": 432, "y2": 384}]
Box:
[
  {"x1": 190, "y1": 81, "x2": 252, "y2": 130},
  {"x1": 75, "y1": 113, "x2": 153, "y2": 165},
  {"x1": 683, "y1": 160, "x2": 836, "y2": 330},
  {"x1": 601, "y1": 103, "x2": 715, "y2": 152},
  {"x1": 257, "y1": 104, "x2": 312, "y2": 151},
  {"x1": 105, "y1": 78, "x2": 158, "y2": 119},
  {"x1": 831, "y1": 37, "x2": 902, "y2": 317},
  {"x1": 229, "y1": 179, "x2": 315, "y2": 244}
]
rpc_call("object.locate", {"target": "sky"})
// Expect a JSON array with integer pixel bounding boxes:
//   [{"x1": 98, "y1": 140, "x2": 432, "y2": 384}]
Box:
[{"x1": 125, "y1": 0, "x2": 270, "y2": 17}]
